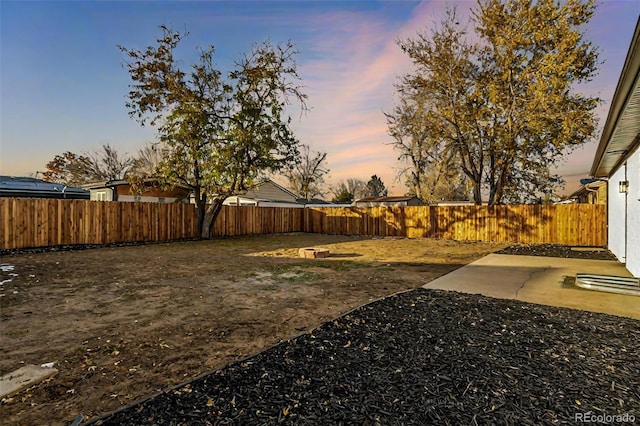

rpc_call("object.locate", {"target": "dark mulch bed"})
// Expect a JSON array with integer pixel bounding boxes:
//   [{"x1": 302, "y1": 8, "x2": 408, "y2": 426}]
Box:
[
  {"x1": 86, "y1": 289, "x2": 639, "y2": 426},
  {"x1": 496, "y1": 244, "x2": 617, "y2": 261}
]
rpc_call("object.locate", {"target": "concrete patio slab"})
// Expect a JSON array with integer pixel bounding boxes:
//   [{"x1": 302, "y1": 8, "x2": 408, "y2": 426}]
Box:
[
  {"x1": 0, "y1": 365, "x2": 58, "y2": 399},
  {"x1": 423, "y1": 254, "x2": 639, "y2": 320}
]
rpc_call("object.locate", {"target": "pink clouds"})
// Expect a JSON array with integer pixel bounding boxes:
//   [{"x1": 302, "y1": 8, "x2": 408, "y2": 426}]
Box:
[
  {"x1": 293, "y1": 2, "x2": 464, "y2": 195},
  {"x1": 3, "y1": 0, "x2": 632, "y2": 202},
  {"x1": 294, "y1": 1, "x2": 631, "y2": 199}
]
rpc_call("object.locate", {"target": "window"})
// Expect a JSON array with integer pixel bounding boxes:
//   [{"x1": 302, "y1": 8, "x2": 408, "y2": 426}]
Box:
[
  {"x1": 95, "y1": 191, "x2": 107, "y2": 201},
  {"x1": 158, "y1": 197, "x2": 165, "y2": 203}
]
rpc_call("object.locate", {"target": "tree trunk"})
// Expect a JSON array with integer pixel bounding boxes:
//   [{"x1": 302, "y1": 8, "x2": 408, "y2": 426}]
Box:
[
  {"x1": 492, "y1": 163, "x2": 510, "y2": 206},
  {"x1": 201, "y1": 199, "x2": 225, "y2": 239},
  {"x1": 472, "y1": 181, "x2": 483, "y2": 205},
  {"x1": 195, "y1": 201, "x2": 206, "y2": 238}
]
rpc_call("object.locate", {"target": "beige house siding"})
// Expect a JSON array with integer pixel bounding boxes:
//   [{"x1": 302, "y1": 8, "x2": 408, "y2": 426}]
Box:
[{"x1": 223, "y1": 180, "x2": 302, "y2": 206}]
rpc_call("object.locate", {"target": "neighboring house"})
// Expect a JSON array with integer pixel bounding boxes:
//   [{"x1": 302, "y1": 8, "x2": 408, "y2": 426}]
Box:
[
  {"x1": 223, "y1": 179, "x2": 306, "y2": 207},
  {"x1": 83, "y1": 180, "x2": 190, "y2": 203},
  {"x1": 567, "y1": 179, "x2": 607, "y2": 205},
  {"x1": 590, "y1": 18, "x2": 640, "y2": 276},
  {"x1": 354, "y1": 196, "x2": 425, "y2": 207},
  {"x1": 0, "y1": 176, "x2": 89, "y2": 199}
]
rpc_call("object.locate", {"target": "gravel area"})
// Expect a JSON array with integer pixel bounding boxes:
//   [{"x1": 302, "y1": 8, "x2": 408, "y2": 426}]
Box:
[
  {"x1": 87, "y1": 289, "x2": 640, "y2": 426},
  {"x1": 496, "y1": 244, "x2": 617, "y2": 260}
]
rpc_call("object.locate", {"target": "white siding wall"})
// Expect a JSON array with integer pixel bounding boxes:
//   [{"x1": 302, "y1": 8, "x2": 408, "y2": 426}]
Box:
[
  {"x1": 90, "y1": 189, "x2": 113, "y2": 201},
  {"x1": 608, "y1": 163, "x2": 627, "y2": 264},
  {"x1": 625, "y1": 148, "x2": 640, "y2": 276},
  {"x1": 608, "y1": 147, "x2": 640, "y2": 277}
]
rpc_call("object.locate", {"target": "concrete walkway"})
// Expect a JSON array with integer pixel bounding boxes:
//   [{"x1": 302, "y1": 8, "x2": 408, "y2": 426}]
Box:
[{"x1": 423, "y1": 254, "x2": 639, "y2": 320}]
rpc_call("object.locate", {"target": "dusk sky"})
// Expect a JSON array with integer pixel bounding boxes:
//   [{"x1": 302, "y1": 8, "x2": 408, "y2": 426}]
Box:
[{"x1": 1, "y1": 1, "x2": 639, "y2": 197}]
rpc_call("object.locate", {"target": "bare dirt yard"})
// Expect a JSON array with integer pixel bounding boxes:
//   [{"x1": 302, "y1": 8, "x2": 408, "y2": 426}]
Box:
[{"x1": 0, "y1": 233, "x2": 506, "y2": 425}]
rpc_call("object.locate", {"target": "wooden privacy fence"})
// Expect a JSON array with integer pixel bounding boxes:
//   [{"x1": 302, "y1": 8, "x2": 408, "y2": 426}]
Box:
[
  {"x1": 212, "y1": 205, "x2": 304, "y2": 237},
  {"x1": 304, "y1": 204, "x2": 607, "y2": 246},
  {"x1": 0, "y1": 199, "x2": 606, "y2": 250},
  {"x1": 0, "y1": 198, "x2": 199, "y2": 250}
]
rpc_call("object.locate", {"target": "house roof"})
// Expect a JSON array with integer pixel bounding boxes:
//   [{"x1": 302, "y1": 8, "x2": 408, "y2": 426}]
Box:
[
  {"x1": 590, "y1": 17, "x2": 640, "y2": 178},
  {"x1": 0, "y1": 176, "x2": 89, "y2": 199},
  {"x1": 568, "y1": 180, "x2": 605, "y2": 199},
  {"x1": 304, "y1": 198, "x2": 329, "y2": 204},
  {"x1": 82, "y1": 179, "x2": 191, "y2": 191},
  {"x1": 82, "y1": 180, "x2": 128, "y2": 189},
  {"x1": 242, "y1": 180, "x2": 301, "y2": 203},
  {"x1": 355, "y1": 196, "x2": 423, "y2": 203}
]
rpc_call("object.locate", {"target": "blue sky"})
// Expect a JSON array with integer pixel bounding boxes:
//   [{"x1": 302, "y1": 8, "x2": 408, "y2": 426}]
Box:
[{"x1": 1, "y1": 1, "x2": 639, "y2": 196}]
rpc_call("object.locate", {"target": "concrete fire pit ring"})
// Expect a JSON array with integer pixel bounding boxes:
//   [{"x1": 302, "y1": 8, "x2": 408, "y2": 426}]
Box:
[{"x1": 298, "y1": 247, "x2": 330, "y2": 259}]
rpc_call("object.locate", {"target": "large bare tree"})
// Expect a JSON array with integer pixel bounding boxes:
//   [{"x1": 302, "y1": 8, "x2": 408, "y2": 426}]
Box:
[
  {"x1": 128, "y1": 143, "x2": 165, "y2": 179},
  {"x1": 386, "y1": 92, "x2": 469, "y2": 203},
  {"x1": 282, "y1": 144, "x2": 328, "y2": 201},
  {"x1": 330, "y1": 179, "x2": 366, "y2": 203},
  {"x1": 42, "y1": 144, "x2": 132, "y2": 185},
  {"x1": 86, "y1": 144, "x2": 133, "y2": 181}
]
